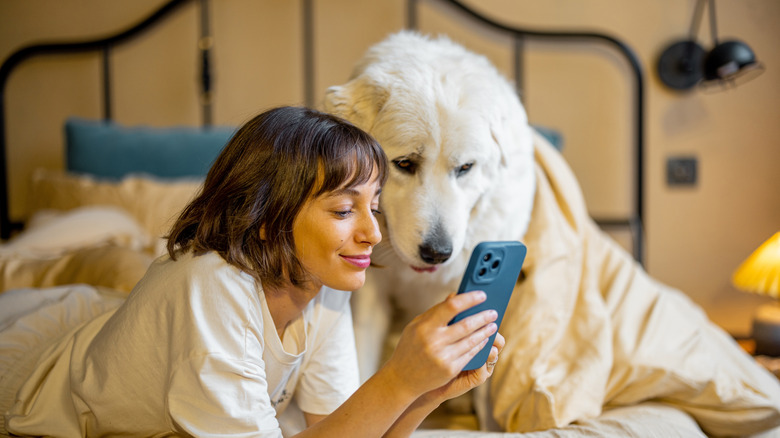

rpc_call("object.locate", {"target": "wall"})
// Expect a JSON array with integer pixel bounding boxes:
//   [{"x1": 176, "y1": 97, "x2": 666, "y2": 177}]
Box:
[{"x1": 1, "y1": 0, "x2": 778, "y2": 336}]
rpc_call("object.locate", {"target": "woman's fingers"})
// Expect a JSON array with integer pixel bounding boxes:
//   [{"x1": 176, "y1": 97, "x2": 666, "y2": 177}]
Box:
[
  {"x1": 439, "y1": 332, "x2": 505, "y2": 399},
  {"x1": 452, "y1": 320, "x2": 497, "y2": 362},
  {"x1": 493, "y1": 332, "x2": 506, "y2": 354},
  {"x1": 422, "y1": 291, "x2": 501, "y2": 366},
  {"x1": 430, "y1": 290, "x2": 487, "y2": 324},
  {"x1": 447, "y1": 308, "x2": 498, "y2": 340},
  {"x1": 484, "y1": 332, "x2": 505, "y2": 373},
  {"x1": 422, "y1": 290, "x2": 498, "y2": 340},
  {"x1": 485, "y1": 346, "x2": 499, "y2": 371}
]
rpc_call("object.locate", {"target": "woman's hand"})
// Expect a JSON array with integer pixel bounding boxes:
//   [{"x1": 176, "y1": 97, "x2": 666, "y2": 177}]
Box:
[
  {"x1": 425, "y1": 331, "x2": 505, "y2": 403},
  {"x1": 373, "y1": 292, "x2": 507, "y2": 438},
  {"x1": 382, "y1": 291, "x2": 499, "y2": 399}
]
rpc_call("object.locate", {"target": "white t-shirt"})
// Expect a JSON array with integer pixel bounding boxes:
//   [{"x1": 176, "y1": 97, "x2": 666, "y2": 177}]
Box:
[{"x1": 6, "y1": 251, "x2": 360, "y2": 437}]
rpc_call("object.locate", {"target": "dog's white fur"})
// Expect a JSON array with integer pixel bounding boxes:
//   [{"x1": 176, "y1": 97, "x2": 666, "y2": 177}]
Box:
[{"x1": 323, "y1": 31, "x2": 536, "y2": 378}]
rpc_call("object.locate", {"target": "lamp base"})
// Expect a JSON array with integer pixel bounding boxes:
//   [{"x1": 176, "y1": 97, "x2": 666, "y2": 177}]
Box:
[
  {"x1": 657, "y1": 40, "x2": 706, "y2": 91},
  {"x1": 752, "y1": 302, "x2": 780, "y2": 357}
]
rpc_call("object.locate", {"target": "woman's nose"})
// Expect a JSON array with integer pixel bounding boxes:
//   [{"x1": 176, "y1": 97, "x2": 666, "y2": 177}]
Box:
[{"x1": 360, "y1": 211, "x2": 382, "y2": 246}]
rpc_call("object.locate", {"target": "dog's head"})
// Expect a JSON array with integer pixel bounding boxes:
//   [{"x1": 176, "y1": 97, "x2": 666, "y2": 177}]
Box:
[{"x1": 324, "y1": 32, "x2": 535, "y2": 277}]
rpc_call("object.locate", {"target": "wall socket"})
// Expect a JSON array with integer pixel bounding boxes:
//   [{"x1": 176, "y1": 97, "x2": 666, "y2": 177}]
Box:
[{"x1": 666, "y1": 157, "x2": 698, "y2": 186}]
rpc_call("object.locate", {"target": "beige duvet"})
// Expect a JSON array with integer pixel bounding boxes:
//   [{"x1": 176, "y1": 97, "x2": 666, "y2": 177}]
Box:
[{"x1": 485, "y1": 134, "x2": 780, "y2": 435}]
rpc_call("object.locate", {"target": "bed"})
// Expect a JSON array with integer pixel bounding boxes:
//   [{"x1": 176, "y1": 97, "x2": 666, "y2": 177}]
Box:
[{"x1": 1, "y1": 0, "x2": 778, "y2": 436}]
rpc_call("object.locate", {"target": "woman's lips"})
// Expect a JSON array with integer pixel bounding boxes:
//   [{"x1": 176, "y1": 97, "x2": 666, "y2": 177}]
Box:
[{"x1": 341, "y1": 254, "x2": 371, "y2": 269}]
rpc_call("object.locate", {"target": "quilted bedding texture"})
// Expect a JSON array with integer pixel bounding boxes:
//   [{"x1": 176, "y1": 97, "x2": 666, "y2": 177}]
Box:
[{"x1": 481, "y1": 134, "x2": 780, "y2": 436}]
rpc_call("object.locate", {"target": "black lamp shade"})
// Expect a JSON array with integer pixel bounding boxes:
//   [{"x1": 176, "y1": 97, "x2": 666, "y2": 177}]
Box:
[{"x1": 703, "y1": 40, "x2": 758, "y2": 80}]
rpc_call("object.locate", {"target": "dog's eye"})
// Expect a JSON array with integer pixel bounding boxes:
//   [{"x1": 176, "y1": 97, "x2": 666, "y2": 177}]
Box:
[
  {"x1": 392, "y1": 158, "x2": 418, "y2": 175},
  {"x1": 456, "y1": 162, "x2": 474, "y2": 177}
]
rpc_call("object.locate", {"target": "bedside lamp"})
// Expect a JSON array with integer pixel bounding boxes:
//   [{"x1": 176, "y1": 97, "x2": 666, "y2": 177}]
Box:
[{"x1": 733, "y1": 232, "x2": 780, "y2": 356}]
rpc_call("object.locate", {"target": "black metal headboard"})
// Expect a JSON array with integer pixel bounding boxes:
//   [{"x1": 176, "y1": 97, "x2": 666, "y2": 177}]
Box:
[
  {"x1": 0, "y1": 0, "x2": 645, "y2": 265},
  {"x1": 0, "y1": 0, "x2": 211, "y2": 239}
]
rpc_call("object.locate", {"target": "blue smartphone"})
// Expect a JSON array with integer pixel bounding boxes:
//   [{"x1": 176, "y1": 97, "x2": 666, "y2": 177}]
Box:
[{"x1": 450, "y1": 241, "x2": 527, "y2": 371}]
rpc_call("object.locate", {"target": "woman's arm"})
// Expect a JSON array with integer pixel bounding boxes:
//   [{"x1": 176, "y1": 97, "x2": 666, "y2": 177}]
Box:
[{"x1": 295, "y1": 291, "x2": 499, "y2": 437}]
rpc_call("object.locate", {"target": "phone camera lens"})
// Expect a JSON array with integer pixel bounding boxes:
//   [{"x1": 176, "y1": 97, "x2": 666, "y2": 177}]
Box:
[
  {"x1": 478, "y1": 268, "x2": 487, "y2": 276},
  {"x1": 483, "y1": 253, "x2": 492, "y2": 262},
  {"x1": 492, "y1": 260, "x2": 500, "y2": 269}
]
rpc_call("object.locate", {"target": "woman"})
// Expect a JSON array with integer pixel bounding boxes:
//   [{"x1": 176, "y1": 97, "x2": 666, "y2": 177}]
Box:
[{"x1": 5, "y1": 106, "x2": 503, "y2": 437}]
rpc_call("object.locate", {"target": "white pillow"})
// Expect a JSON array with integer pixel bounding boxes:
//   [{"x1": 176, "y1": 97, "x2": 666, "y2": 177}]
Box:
[{"x1": 2, "y1": 206, "x2": 151, "y2": 257}]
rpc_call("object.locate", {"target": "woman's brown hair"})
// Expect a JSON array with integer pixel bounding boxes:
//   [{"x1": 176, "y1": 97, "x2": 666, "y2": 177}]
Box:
[{"x1": 166, "y1": 106, "x2": 388, "y2": 289}]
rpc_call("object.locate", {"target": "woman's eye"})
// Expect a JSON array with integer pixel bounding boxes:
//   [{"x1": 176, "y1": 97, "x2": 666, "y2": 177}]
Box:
[
  {"x1": 392, "y1": 158, "x2": 418, "y2": 175},
  {"x1": 456, "y1": 162, "x2": 474, "y2": 177},
  {"x1": 371, "y1": 209, "x2": 382, "y2": 217},
  {"x1": 334, "y1": 210, "x2": 352, "y2": 218}
]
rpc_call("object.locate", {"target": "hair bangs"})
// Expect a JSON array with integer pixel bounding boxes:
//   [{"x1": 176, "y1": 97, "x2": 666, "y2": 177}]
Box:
[{"x1": 313, "y1": 127, "x2": 388, "y2": 197}]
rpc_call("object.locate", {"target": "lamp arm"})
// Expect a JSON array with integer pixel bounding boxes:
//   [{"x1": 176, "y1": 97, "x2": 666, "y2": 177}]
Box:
[
  {"x1": 689, "y1": 0, "x2": 706, "y2": 41},
  {"x1": 708, "y1": 0, "x2": 719, "y2": 46},
  {"x1": 688, "y1": 0, "x2": 720, "y2": 46}
]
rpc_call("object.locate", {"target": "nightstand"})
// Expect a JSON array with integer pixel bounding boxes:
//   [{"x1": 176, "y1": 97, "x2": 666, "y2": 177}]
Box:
[{"x1": 735, "y1": 336, "x2": 780, "y2": 379}]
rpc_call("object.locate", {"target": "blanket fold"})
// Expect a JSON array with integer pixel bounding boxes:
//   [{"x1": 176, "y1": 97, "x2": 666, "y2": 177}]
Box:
[{"x1": 489, "y1": 135, "x2": 780, "y2": 436}]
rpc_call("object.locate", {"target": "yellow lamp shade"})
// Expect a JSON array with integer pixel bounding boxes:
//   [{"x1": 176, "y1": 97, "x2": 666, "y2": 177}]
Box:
[{"x1": 733, "y1": 232, "x2": 780, "y2": 298}]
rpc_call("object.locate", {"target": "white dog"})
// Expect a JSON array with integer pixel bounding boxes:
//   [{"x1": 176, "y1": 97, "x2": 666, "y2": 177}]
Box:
[{"x1": 324, "y1": 31, "x2": 536, "y2": 379}]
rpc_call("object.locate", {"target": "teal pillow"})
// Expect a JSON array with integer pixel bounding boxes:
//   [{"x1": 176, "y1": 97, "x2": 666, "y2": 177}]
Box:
[
  {"x1": 65, "y1": 118, "x2": 235, "y2": 180},
  {"x1": 531, "y1": 125, "x2": 563, "y2": 151}
]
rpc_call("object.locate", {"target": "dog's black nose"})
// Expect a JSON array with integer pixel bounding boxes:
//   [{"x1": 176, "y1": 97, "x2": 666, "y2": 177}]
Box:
[
  {"x1": 419, "y1": 244, "x2": 452, "y2": 264},
  {"x1": 419, "y1": 223, "x2": 453, "y2": 264}
]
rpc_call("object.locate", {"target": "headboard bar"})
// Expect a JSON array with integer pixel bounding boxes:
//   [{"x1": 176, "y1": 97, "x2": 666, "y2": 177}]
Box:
[
  {"x1": 199, "y1": 0, "x2": 213, "y2": 126},
  {"x1": 407, "y1": 0, "x2": 646, "y2": 265},
  {"x1": 102, "y1": 45, "x2": 112, "y2": 121},
  {"x1": 0, "y1": 0, "x2": 207, "y2": 239},
  {"x1": 513, "y1": 35, "x2": 525, "y2": 93},
  {"x1": 302, "y1": 0, "x2": 316, "y2": 108}
]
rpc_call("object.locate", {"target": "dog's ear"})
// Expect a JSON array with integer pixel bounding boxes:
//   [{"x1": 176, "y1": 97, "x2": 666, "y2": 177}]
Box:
[
  {"x1": 323, "y1": 76, "x2": 389, "y2": 132},
  {"x1": 490, "y1": 112, "x2": 535, "y2": 169},
  {"x1": 488, "y1": 89, "x2": 534, "y2": 169},
  {"x1": 489, "y1": 117, "x2": 510, "y2": 168}
]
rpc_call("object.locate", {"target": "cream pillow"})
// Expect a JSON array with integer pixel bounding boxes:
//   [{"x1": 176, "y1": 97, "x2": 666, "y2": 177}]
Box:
[
  {"x1": 0, "y1": 245, "x2": 153, "y2": 294},
  {"x1": 30, "y1": 169, "x2": 203, "y2": 239},
  {"x1": 0, "y1": 206, "x2": 155, "y2": 293}
]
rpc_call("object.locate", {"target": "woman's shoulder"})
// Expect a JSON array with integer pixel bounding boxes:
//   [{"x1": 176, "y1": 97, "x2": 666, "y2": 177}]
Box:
[
  {"x1": 134, "y1": 250, "x2": 259, "y2": 307},
  {"x1": 154, "y1": 249, "x2": 227, "y2": 268},
  {"x1": 150, "y1": 251, "x2": 251, "y2": 283}
]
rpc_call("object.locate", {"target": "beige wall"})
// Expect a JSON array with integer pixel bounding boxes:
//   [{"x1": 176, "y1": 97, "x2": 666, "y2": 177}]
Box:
[{"x1": 1, "y1": 0, "x2": 778, "y2": 336}]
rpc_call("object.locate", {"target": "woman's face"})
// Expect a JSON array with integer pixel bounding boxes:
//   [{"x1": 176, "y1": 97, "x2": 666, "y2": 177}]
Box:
[{"x1": 292, "y1": 171, "x2": 383, "y2": 293}]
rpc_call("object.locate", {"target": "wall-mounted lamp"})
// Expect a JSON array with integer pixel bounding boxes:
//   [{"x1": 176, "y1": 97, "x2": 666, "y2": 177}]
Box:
[{"x1": 657, "y1": 0, "x2": 764, "y2": 91}]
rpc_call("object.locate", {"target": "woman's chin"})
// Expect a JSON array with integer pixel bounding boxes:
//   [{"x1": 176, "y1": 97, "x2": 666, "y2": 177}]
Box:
[{"x1": 325, "y1": 273, "x2": 366, "y2": 292}]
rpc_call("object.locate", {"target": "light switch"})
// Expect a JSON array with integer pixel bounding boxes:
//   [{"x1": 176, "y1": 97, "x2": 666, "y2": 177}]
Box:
[{"x1": 667, "y1": 157, "x2": 697, "y2": 186}]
